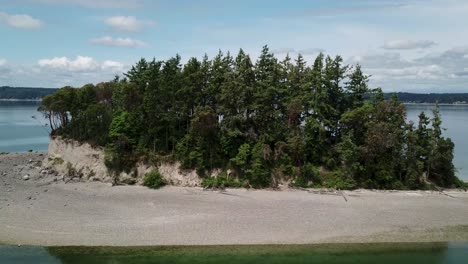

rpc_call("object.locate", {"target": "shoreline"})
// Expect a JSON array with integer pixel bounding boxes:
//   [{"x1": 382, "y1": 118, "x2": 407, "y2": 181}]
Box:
[
  {"x1": 1, "y1": 153, "x2": 468, "y2": 246},
  {"x1": 0, "y1": 99, "x2": 42, "y2": 102}
]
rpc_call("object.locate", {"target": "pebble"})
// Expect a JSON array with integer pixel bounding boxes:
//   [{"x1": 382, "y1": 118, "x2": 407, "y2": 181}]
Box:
[
  {"x1": 23, "y1": 175, "x2": 30, "y2": 181},
  {"x1": 43, "y1": 189, "x2": 48, "y2": 192}
]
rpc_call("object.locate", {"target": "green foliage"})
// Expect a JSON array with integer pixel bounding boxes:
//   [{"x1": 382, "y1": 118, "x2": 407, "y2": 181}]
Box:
[
  {"x1": 201, "y1": 173, "x2": 244, "y2": 189},
  {"x1": 104, "y1": 143, "x2": 137, "y2": 174},
  {"x1": 39, "y1": 46, "x2": 462, "y2": 190},
  {"x1": 231, "y1": 143, "x2": 250, "y2": 168},
  {"x1": 321, "y1": 170, "x2": 357, "y2": 190},
  {"x1": 292, "y1": 163, "x2": 321, "y2": 188},
  {"x1": 143, "y1": 170, "x2": 166, "y2": 189},
  {"x1": 245, "y1": 142, "x2": 272, "y2": 188}
]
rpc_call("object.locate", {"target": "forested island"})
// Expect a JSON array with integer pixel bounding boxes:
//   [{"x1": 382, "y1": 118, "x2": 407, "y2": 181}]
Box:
[
  {"x1": 39, "y1": 46, "x2": 465, "y2": 190},
  {"x1": 0, "y1": 86, "x2": 57, "y2": 100}
]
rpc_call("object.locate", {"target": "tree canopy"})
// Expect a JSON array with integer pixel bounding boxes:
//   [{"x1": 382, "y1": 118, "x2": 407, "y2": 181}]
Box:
[{"x1": 39, "y1": 46, "x2": 463, "y2": 189}]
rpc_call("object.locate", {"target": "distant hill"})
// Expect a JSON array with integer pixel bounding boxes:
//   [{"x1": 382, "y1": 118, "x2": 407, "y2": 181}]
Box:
[
  {"x1": 0, "y1": 86, "x2": 58, "y2": 100},
  {"x1": 385, "y1": 92, "x2": 468, "y2": 104}
]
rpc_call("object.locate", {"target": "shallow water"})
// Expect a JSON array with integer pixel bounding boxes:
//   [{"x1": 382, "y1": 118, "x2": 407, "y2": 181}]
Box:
[
  {"x1": 0, "y1": 243, "x2": 467, "y2": 264},
  {"x1": 0, "y1": 101, "x2": 49, "y2": 153}
]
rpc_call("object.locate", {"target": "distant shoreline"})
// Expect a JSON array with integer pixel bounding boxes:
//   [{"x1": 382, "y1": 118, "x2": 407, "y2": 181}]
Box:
[
  {"x1": 403, "y1": 102, "x2": 468, "y2": 106},
  {"x1": 0, "y1": 99, "x2": 42, "y2": 102},
  {"x1": 2, "y1": 99, "x2": 468, "y2": 105}
]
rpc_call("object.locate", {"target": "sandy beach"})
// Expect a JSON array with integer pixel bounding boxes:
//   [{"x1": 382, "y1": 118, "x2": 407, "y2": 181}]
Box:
[{"x1": 1, "y1": 153, "x2": 468, "y2": 246}]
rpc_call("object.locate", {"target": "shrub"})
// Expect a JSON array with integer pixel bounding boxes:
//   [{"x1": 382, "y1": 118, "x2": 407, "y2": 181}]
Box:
[
  {"x1": 322, "y1": 170, "x2": 357, "y2": 190},
  {"x1": 292, "y1": 163, "x2": 321, "y2": 188},
  {"x1": 454, "y1": 177, "x2": 468, "y2": 190},
  {"x1": 143, "y1": 170, "x2": 166, "y2": 189},
  {"x1": 202, "y1": 173, "x2": 243, "y2": 189}
]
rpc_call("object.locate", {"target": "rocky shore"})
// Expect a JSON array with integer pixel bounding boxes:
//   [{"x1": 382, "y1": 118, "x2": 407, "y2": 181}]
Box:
[{"x1": 1, "y1": 152, "x2": 468, "y2": 246}]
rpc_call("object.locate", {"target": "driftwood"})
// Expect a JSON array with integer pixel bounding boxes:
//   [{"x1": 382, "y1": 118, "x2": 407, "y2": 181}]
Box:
[{"x1": 307, "y1": 188, "x2": 348, "y2": 202}]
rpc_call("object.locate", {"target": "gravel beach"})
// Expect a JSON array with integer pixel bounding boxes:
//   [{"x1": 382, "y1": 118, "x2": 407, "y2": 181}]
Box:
[{"x1": 1, "y1": 153, "x2": 468, "y2": 246}]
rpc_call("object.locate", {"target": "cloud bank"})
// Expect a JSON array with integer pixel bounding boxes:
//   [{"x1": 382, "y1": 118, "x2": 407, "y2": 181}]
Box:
[
  {"x1": 382, "y1": 40, "x2": 437, "y2": 50},
  {"x1": 0, "y1": 11, "x2": 43, "y2": 29},
  {"x1": 90, "y1": 36, "x2": 147, "y2": 48},
  {"x1": 104, "y1": 16, "x2": 154, "y2": 32}
]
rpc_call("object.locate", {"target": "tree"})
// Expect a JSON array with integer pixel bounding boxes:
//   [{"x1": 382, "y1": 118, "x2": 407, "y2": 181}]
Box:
[
  {"x1": 346, "y1": 64, "x2": 369, "y2": 108},
  {"x1": 39, "y1": 46, "x2": 462, "y2": 190}
]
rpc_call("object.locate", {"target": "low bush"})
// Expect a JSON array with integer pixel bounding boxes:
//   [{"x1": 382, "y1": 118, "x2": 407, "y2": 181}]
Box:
[
  {"x1": 321, "y1": 170, "x2": 357, "y2": 190},
  {"x1": 454, "y1": 177, "x2": 468, "y2": 190},
  {"x1": 202, "y1": 173, "x2": 244, "y2": 189},
  {"x1": 292, "y1": 163, "x2": 321, "y2": 188},
  {"x1": 143, "y1": 170, "x2": 166, "y2": 189}
]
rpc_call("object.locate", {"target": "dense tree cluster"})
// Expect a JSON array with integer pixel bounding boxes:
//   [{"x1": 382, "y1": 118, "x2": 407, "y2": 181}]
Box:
[{"x1": 39, "y1": 46, "x2": 462, "y2": 189}]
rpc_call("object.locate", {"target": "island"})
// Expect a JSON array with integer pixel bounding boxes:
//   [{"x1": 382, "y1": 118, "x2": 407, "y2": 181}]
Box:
[{"x1": 1, "y1": 46, "x2": 467, "y2": 247}]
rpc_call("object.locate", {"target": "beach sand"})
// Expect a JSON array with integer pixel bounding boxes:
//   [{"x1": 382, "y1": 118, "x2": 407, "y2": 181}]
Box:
[{"x1": 1, "y1": 153, "x2": 468, "y2": 246}]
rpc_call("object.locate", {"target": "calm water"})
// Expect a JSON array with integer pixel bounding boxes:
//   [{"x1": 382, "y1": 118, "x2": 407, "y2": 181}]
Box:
[
  {"x1": 0, "y1": 102, "x2": 467, "y2": 180},
  {"x1": 0, "y1": 101, "x2": 49, "y2": 153},
  {"x1": 0, "y1": 243, "x2": 467, "y2": 264},
  {"x1": 406, "y1": 104, "x2": 468, "y2": 181}
]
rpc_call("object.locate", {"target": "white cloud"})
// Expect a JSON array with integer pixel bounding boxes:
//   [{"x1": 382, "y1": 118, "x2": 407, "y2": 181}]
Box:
[
  {"x1": 382, "y1": 65, "x2": 444, "y2": 79},
  {"x1": 0, "y1": 56, "x2": 130, "y2": 87},
  {"x1": 102, "y1": 60, "x2": 124, "y2": 71},
  {"x1": 91, "y1": 36, "x2": 147, "y2": 48},
  {"x1": 0, "y1": 12, "x2": 43, "y2": 29},
  {"x1": 271, "y1": 48, "x2": 296, "y2": 54},
  {"x1": 104, "y1": 16, "x2": 154, "y2": 32},
  {"x1": 271, "y1": 47, "x2": 325, "y2": 55},
  {"x1": 382, "y1": 40, "x2": 437, "y2": 50},
  {"x1": 0, "y1": 59, "x2": 6, "y2": 66},
  {"x1": 352, "y1": 44, "x2": 468, "y2": 92},
  {"x1": 298, "y1": 48, "x2": 325, "y2": 55},
  {"x1": 38, "y1": 56, "x2": 98, "y2": 71}
]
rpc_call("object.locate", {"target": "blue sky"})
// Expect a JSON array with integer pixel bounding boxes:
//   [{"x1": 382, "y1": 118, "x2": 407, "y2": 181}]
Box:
[{"x1": 1, "y1": 0, "x2": 468, "y2": 92}]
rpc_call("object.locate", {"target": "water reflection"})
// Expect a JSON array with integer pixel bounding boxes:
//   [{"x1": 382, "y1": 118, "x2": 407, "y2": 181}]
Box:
[{"x1": 1, "y1": 243, "x2": 467, "y2": 264}]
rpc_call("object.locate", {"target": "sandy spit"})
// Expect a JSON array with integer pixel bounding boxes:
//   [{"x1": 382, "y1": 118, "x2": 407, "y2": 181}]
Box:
[{"x1": 1, "y1": 153, "x2": 468, "y2": 246}]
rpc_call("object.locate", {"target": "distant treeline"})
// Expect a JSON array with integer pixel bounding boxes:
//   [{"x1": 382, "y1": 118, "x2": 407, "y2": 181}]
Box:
[
  {"x1": 385, "y1": 92, "x2": 468, "y2": 104},
  {"x1": 0, "y1": 86, "x2": 58, "y2": 100}
]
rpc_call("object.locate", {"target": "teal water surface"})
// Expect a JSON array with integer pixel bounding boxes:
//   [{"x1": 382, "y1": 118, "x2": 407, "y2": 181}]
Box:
[
  {"x1": 0, "y1": 243, "x2": 467, "y2": 264},
  {"x1": 0, "y1": 101, "x2": 49, "y2": 153},
  {"x1": 406, "y1": 104, "x2": 468, "y2": 180}
]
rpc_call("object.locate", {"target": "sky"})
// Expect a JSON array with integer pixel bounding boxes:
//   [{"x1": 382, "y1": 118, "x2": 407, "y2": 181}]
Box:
[{"x1": 1, "y1": 0, "x2": 468, "y2": 92}]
